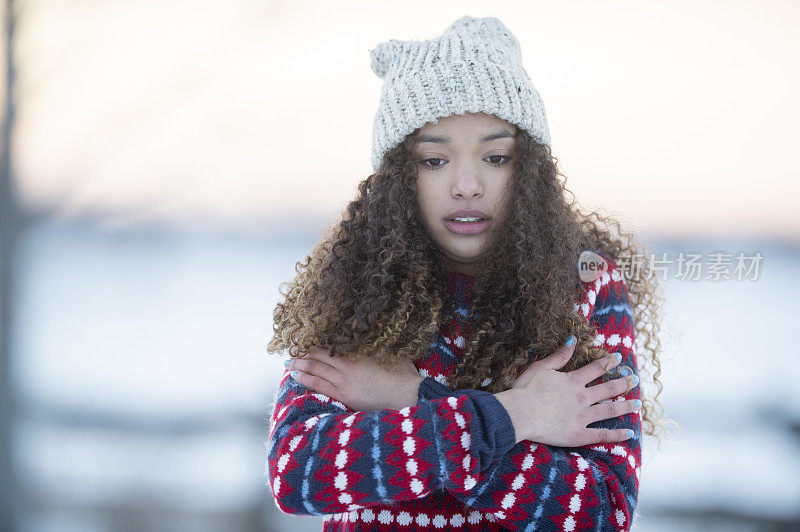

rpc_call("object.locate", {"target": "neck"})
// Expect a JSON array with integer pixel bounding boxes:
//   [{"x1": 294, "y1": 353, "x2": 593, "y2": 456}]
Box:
[
  {"x1": 444, "y1": 265, "x2": 477, "y2": 277},
  {"x1": 443, "y1": 257, "x2": 478, "y2": 276},
  {"x1": 446, "y1": 269, "x2": 475, "y2": 279}
]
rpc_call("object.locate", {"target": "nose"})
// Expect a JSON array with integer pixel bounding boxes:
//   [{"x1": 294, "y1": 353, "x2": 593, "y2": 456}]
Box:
[{"x1": 452, "y1": 165, "x2": 483, "y2": 199}]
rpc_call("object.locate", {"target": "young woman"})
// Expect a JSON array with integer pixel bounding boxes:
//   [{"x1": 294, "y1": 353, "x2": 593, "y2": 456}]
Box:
[{"x1": 266, "y1": 15, "x2": 668, "y2": 531}]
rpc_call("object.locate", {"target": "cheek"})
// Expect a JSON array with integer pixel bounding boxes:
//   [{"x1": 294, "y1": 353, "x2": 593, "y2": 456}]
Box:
[
  {"x1": 415, "y1": 182, "x2": 442, "y2": 224},
  {"x1": 492, "y1": 180, "x2": 514, "y2": 218}
]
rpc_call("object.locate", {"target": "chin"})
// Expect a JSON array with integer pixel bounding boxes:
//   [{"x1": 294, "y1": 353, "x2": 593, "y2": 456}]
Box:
[{"x1": 444, "y1": 247, "x2": 485, "y2": 263}]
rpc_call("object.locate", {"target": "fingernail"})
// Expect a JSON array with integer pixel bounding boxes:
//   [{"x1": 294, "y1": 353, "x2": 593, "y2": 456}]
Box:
[
  {"x1": 614, "y1": 352, "x2": 622, "y2": 362},
  {"x1": 627, "y1": 429, "x2": 634, "y2": 438},
  {"x1": 284, "y1": 359, "x2": 290, "y2": 368},
  {"x1": 618, "y1": 366, "x2": 632, "y2": 377},
  {"x1": 290, "y1": 370, "x2": 298, "y2": 378},
  {"x1": 633, "y1": 400, "x2": 642, "y2": 408},
  {"x1": 564, "y1": 335, "x2": 576, "y2": 346},
  {"x1": 630, "y1": 375, "x2": 639, "y2": 386}
]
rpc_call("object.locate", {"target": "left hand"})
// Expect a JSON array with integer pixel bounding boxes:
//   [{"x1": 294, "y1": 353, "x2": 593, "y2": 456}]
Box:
[{"x1": 286, "y1": 346, "x2": 424, "y2": 412}]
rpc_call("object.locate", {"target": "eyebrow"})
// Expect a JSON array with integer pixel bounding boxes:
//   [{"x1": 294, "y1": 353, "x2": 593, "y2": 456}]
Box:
[{"x1": 416, "y1": 129, "x2": 515, "y2": 144}]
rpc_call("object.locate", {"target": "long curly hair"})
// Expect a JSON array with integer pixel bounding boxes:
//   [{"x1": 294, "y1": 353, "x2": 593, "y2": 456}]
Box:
[{"x1": 267, "y1": 127, "x2": 678, "y2": 444}]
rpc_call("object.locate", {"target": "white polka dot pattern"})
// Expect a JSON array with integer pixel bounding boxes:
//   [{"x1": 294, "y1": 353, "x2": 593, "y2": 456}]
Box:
[
  {"x1": 268, "y1": 262, "x2": 641, "y2": 531},
  {"x1": 486, "y1": 441, "x2": 538, "y2": 522},
  {"x1": 328, "y1": 508, "x2": 506, "y2": 529},
  {"x1": 400, "y1": 407, "x2": 425, "y2": 496}
]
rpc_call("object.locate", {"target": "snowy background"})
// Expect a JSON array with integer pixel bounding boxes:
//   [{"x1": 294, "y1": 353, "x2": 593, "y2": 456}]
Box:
[
  {"x1": 2, "y1": 1, "x2": 799, "y2": 530},
  {"x1": 8, "y1": 220, "x2": 799, "y2": 531}
]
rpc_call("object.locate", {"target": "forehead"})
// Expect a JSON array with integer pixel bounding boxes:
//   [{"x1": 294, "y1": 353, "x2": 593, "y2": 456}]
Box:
[
  {"x1": 419, "y1": 112, "x2": 516, "y2": 134},
  {"x1": 415, "y1": 114, "x2": 517, "y2": 148}
]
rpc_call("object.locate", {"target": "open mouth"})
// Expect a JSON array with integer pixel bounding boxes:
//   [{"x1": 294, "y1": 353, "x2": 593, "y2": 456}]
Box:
[
  {"x1": 449, "y1": 216, "x2": 486, "y2": 222},
  {"x1": 444, "y1": 218, "x2": 491, "y2": 235}
]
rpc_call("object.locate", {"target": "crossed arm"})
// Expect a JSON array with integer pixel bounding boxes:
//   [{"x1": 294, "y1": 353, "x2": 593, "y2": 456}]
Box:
[
  {"x1": 266, "y1": 262, "x2": 641, "y2": 530},
  {"x1": 413, "y1": 264, "x2": 642, "y2": 530},
  {"x1": 266, "y1": 371, "x2": 517, "y2": 514}
]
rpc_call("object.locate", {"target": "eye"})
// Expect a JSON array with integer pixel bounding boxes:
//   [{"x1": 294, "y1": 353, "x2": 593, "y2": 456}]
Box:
[
  {"x1": 418, "y1": 157, "x2": 446, "y2": 170},
  {"x1": 416, "y1": 155, "x2": 513, "y2": 171},
  {"x1": 485, "y1": 154, "x2": 513, "y2": 167}
]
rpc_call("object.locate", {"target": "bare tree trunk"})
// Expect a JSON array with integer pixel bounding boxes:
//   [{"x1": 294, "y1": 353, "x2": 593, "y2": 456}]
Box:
[{"x1": 1, "y1": 0, "x2": 21, "y2": 529}]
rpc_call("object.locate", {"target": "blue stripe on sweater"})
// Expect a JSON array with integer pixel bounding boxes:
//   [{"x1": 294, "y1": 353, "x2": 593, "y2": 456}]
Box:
[
  {"x1": 425, "y1": 399, "x2": 449, "y2": 484},
  {"x1": 627, "y1": 492, "x2": 637, "y2": 513},
  {"x1": 590, "y1": 462, "x2": 604, "y2": 531},
  {"x1": 276, "y1": 376, "x2": 302, "y2": 405},
  {"x1": 301, "y1": 415, "x2": 331, "y2": 515},
  {"x1": 526, "y1": 466, "x2": 557, "y2": 532},
  {"x1": 466, "y1": 460, "x2": 501, "y2": 507},
  {"x1": 432, "y1": 340, "x2": 456, "y2": 361},
  {"x1": 592, "y1": 303, "x2": 633, "y2": 319},
  {"x1": 370, "y1": 411, "x2": 388, "y2": 499}
]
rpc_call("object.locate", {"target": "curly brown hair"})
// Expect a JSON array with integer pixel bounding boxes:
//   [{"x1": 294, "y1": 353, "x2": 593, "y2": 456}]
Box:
[{"x1": 267, "y1": 127, "x2": 678, "y2": 445}]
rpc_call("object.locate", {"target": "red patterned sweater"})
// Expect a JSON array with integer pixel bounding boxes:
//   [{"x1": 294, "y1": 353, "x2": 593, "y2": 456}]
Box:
[{"x1": 266, "y1": 255, "x2": 642, "y2": 531}]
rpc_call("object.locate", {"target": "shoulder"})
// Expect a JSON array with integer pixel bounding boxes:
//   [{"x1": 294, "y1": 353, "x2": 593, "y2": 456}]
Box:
[{"x1": 575, "y1": 249, "x2": 629, "y2": 320}]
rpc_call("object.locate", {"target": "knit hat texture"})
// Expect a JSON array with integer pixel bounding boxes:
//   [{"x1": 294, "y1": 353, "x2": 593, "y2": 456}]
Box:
[{"x1": 369, "y1": 15, "x2": 551, "y2": 172}]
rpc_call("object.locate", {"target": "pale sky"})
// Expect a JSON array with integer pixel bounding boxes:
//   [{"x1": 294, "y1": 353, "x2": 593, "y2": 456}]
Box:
[{"x1": 8, "y1": 0, "x2": 800, "y2": 240}]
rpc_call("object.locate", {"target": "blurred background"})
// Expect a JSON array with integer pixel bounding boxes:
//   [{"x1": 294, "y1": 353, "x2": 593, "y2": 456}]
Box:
[{"x1": 0, "y1": 0, "x2": 798, "y2": 531}]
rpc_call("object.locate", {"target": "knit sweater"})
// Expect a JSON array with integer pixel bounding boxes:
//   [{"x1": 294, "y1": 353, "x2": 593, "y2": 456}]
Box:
[{"x1": 266, "y1": 256, "x2": 642, "y2": 531}]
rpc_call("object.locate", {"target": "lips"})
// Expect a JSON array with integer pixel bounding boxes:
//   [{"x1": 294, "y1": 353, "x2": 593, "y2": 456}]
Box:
[
  {"x1": 444, "y1": 209, "x2": 491, "y2": 221},
  {"x1": 444, "y1": 218, "x2": 492, "y2": 235}
]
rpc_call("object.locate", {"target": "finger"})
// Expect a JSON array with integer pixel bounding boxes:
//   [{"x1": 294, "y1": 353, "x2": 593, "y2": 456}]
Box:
[
  {"x1": 586, "y1": 373, "x2": 638, "y2": 404},
  {"x1": 288, "y1": 369, "x2": 337, "y2": 397},
  {"x1": 574, "y1": 426, "x2": 634, "y2": 446},
  {"x1": 586, "y1": 397, "x2": 641, "y2": 424},
  {"x1": 572, "y1": 351, "x2": 622, "y2": 386},
  {"x1": 304, "y1": 345, "x2": 334, "y2": 360},
  {"x1": 541, "y1": 334, "x2": 578, "y2": 371},
  {"x1": 306, "y1": 345, "x2": 357, "y2": 370},
  {"x1": 289, "y1": 357, "x2": 343, "y2": 387}
]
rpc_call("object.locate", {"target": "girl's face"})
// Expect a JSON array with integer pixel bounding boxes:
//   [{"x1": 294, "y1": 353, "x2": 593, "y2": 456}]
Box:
[{"x1": 413, "y1": 112, "x2": 516, "y2": 276}]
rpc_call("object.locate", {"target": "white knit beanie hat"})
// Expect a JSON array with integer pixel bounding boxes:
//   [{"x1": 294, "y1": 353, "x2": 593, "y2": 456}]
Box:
[{"x1": 369, "y1": 15, "x2": 551, "y2": 172}]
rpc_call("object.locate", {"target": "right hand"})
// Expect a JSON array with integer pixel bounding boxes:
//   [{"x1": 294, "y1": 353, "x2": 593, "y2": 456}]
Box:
[
  {"x1": 285, "y1": 346, "x2": 423, "y2": 412},
  {"x1": 494, "y1": 336, "x2": 639, "y2": 447}
]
